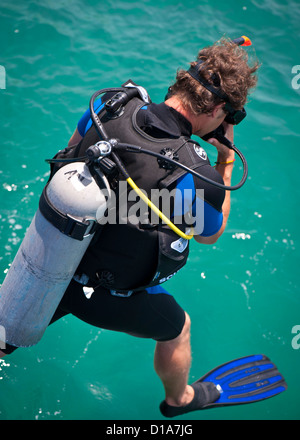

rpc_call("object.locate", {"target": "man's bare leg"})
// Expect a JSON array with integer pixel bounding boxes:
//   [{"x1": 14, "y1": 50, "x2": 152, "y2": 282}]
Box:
[{"x1": 154, "y1": 312, "x2": 194, "y2": 407}]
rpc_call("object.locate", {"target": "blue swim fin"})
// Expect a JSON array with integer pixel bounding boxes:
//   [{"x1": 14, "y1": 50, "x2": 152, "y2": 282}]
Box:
[
  {"x1": 160, "y1": 354, "x2": 287, "y2": 417},
  {"x1": 199, "y1": 354, "x2": 287, "y2": 408}
]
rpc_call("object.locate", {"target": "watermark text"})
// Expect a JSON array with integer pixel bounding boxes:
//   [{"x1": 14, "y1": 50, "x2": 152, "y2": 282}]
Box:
[
  {"x1": 0, "y1": 325, "x2": 6, "y2": 350},
  {"x1": 291, "y1": 325, "x2": 300, "y2": 350},
  {"x1": 95, "y1": 181, "x2": 204, "y2": 235},
  {"x1": 0, "y1": 65, "x2": 6, "y2": 89},
  {"x1": 291, "y1": 65, "x2": 300, "y2": 90}
]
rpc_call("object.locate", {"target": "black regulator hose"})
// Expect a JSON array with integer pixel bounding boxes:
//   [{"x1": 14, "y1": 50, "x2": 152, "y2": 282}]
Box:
[
  {"x1": 115, "y1": 141, "x2": 248, "y2": 191},
  {"x1": 46, "y1": 88, "x2": 248, "y2": 191},
  {"x1": 88, "y1": 88, "x2": 248, "y2": 191}
]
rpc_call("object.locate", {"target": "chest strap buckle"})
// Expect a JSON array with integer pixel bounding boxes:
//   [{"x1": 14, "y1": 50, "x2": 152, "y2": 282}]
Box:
[{"x1": 110, "y1": 289, "x2": 134, "y2": 298}]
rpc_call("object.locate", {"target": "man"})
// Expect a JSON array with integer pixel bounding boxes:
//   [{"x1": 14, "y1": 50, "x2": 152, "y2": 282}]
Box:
[{"x1": 0, "y1": 38, "x2": 259, "y2": 417}]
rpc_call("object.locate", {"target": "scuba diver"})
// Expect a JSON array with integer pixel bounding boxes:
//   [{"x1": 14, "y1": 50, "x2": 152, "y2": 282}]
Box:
[{"x1": 0, "y1": 37, "x2": 287, "y2": 417}]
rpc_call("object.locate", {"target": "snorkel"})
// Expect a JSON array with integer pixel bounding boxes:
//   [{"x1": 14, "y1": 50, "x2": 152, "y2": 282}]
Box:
[{"x1": 231, "y1": 35, "x2": 252, "y2": 46}]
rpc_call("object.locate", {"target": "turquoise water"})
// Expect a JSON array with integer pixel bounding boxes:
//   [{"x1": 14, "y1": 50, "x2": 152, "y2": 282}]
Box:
[{"x1": 0, "y1": 0, "x2": 300, "y2": 421}]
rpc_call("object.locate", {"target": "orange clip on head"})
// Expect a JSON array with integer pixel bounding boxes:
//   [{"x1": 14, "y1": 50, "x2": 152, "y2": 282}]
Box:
[
  {"x1": 240, "y1": 36, "x2": 252, "y2": 46},
  {"x1": 231, "y1": 36, "x2": 252, "y2": 47}
]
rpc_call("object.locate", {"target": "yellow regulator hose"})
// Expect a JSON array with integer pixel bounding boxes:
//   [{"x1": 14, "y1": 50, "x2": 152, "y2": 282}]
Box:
[{"x1": 126, "y1": 177, "x2": 193, "y2": 240}]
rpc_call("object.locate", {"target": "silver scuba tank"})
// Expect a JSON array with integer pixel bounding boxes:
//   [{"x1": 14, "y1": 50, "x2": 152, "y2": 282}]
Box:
[{"x1": 0, "y1": 162, "x2": 110, "y2": 348}]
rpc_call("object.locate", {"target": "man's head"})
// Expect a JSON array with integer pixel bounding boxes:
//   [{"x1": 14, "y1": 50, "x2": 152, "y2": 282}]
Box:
[{"x1": 167, "y1": 37, "x2": 259, "y2": 122}]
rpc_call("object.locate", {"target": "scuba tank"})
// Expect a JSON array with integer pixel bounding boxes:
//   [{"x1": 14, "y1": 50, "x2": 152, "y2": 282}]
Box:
[{"x1": 0, "y1": 161, "x2": 110, "y2": 347}]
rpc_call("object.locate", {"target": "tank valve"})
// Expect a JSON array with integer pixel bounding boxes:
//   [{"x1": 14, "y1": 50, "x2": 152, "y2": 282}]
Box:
[{"x1": 86, "y1": 141, "x2": 113, "y2": 161}]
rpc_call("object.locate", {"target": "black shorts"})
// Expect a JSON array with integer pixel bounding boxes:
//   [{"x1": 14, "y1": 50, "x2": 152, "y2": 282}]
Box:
[{"x1": 2, "y1": 280, "x2": 186, "y2": 355}]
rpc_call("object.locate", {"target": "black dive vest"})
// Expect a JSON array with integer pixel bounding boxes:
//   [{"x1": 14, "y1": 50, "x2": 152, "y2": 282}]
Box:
[{"x1": 51, "y1": 85, "x2": 214, "y2": 294}]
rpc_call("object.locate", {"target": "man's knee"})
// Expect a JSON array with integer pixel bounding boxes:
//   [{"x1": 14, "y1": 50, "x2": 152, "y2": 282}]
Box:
[
  {"x1": 0, "y1": 343, "x2": 18, "y2": 357},
  {"x1": 163, "y1": 312, "x2": 191, "y2": 346},
  {"x1": 179, "y1": 312, "x2": 191, "y2": 341},
  {"x1": 155, "y1": 311, "x2": 191, "y2": 349},
  {"x1": 183, "y1": 312, "x2": 191, "y2": 331}
]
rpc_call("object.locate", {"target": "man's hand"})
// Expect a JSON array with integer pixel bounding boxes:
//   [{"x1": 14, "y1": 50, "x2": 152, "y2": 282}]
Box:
[{"x1": 205, "y1": 122, "x2": 235, "y2": 162}]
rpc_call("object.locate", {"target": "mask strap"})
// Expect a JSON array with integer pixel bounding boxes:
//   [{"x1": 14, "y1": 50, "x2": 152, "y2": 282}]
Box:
[{"x1": 187, "y1": 60, "x2": 229, "y2": 102}]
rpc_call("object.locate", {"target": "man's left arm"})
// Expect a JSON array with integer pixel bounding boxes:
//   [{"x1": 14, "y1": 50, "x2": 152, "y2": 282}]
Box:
[{"x1": 194, "y1": 123, "x2": 235, "y2": 245}]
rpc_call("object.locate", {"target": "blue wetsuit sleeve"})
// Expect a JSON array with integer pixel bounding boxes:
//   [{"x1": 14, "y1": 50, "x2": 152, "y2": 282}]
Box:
[
  {"x1": 173, "y1": 174, "x2": 223, "y2": 237},
  {"x1": 193, "y1": 197, "x2": 223, "y2": 236},
  {"x1": 77, "y1": 97, "x2": 105, "y2": 137},
  {"x1": 77, "y1": 108, "x2": 92, "y2": 137}
]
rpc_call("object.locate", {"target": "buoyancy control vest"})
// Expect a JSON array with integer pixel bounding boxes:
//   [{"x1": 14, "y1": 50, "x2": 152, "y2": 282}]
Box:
[{"x1": 50, "y1": 83, "x2": 221, "y2": 294}]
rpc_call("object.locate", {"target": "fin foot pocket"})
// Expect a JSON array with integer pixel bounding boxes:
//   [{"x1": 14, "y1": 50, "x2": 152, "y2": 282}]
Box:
[{"x1": 159, "y1": 382, "x2": 219, "y2": 418}]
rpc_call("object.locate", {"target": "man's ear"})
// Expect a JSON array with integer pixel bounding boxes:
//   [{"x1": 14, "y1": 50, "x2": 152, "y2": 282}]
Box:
[{"x1": 211, "y1": 103, "x2": 226, "y2": 118}]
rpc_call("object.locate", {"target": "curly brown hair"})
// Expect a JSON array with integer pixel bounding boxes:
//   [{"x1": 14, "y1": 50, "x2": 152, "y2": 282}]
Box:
[{"x1": 169, "y1": 37, "x2": 259, "y2": 115}]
